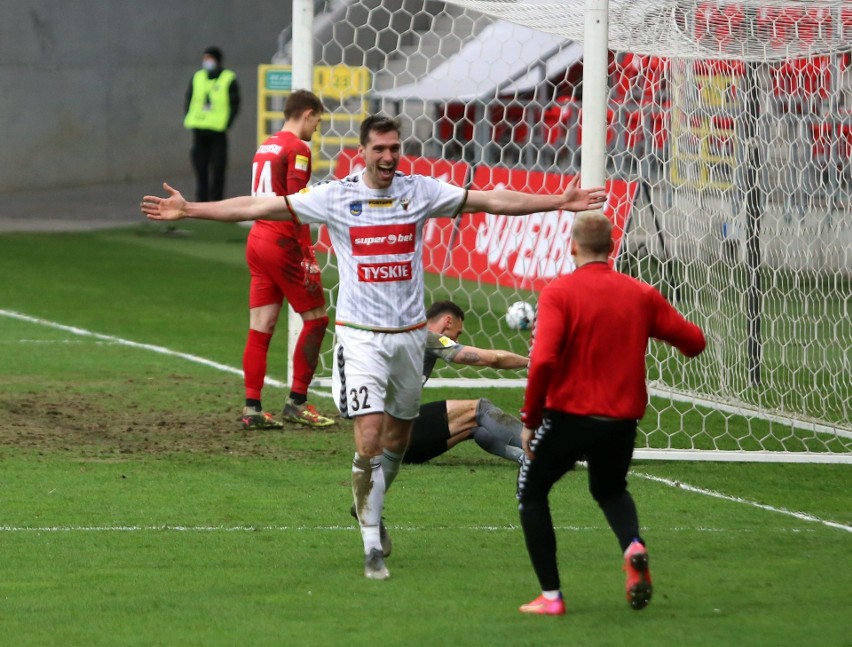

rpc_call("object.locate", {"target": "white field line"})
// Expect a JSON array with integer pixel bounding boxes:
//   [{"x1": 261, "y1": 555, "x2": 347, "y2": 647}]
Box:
[
  {"x1": 2, "y1": 309, "x2": 848, "y2": 534},
  {"x1": 0, "y1": 524, "x2": 821, "y2": 533},
  {"x1": 0, "y1": 525, "x2": 591, "y2": 533},
  {"x1": 0, "y1": 308, "x2": 331, "y2": 399},
  {"x1": 632, "y1": 471, "x2": 852, "y2": 533}
]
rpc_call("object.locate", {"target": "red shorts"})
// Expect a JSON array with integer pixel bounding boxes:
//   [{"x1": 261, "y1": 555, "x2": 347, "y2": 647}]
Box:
[{"x1": 246, "y1": 231, "x2": 325, "y2": 313}]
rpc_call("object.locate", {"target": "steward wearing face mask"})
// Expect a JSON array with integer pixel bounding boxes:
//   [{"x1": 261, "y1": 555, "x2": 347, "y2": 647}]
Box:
[{"x1": 184, "y1": 46, "x2": 241, "y2": 202}]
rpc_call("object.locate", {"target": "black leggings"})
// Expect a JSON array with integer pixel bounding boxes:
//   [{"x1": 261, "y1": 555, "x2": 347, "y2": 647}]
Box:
[
  {"x1": 404, "y1": 400, "x2": 450, "y2": 464},
  {"x1": 516, "y1": 412, "x2": 639, "y2": 592}
]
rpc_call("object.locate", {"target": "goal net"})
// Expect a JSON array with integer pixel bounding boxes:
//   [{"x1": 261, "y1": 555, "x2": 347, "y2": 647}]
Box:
[{"x1": 273, "y1": 0, "x2": 851, "y2": 463}]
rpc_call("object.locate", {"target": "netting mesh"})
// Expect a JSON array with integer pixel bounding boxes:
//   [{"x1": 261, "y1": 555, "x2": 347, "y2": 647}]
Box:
[
  {"x1": 277, "y1": 0, "x2": 851, "y2": 460},
  {"x1": 444, "y1": 0, "x2": 852, "y2": 62}
]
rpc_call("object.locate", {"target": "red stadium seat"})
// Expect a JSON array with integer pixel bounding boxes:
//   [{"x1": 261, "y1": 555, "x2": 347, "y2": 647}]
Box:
[
  {"x1": 648, "y1": 108, "x2": 670, "y2": 158},
  {"x1": 842, "y1": 6, "x2": 852, "y2": 38},
  {"x1": 757, "y1": 6, "x2": 832, "y2": 49},
  {"x1": 640, "y1": 56, "x2": 669, "y2": 102},
  {"x1": 695, "y1": 2, "x2": 745, "y2": 50},
  {"x1": 490, "y1": 103, "x2": 532, "y2": 146},
  {"x1": 756, "y1": 6, "x2": 799, "y2": 49},
  {"x1": 542, "y1": 96, "x2": 580, "y2": 147},
  {"x1": 811, "y1": 123, "x2": 834, "y2": 163},
  {"x1": 797, "y1": 6, "x2": 832, "y2": 44},
  {"x1": 622, "y1": 109, "x2": 645, "y2": 151},
  {"x1": 437, "y1": 102, "x2": 473, "y2": 143},
  {"x1": 771, "y1": 56, "x2": 832, "y2": 102},
  {"x1": 610, "y1": 52, "x2": 643, "y2": 101}
]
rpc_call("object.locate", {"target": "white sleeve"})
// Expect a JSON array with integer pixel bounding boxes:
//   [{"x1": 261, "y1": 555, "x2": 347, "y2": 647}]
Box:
[
  {"x1": 422, "y1": 177, "x2": 466, "y2": 219},
  {"x1": 285, "y1": 182, "x2": 334, "y2": 225}
]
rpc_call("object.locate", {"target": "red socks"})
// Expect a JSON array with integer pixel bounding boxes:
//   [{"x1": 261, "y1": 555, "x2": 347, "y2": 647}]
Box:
[
  {"x1": 243, "y1": 317, "x2": 328, "y2": 401},
  {"x1": 291, "y1": 316, "x2": 328, "y2": 394},
  {"x1": 243, "y1": 329, "x2": 273, "y2": 400}
]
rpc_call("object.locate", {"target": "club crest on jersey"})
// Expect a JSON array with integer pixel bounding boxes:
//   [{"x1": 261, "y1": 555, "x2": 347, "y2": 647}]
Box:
[
  {"x1": 400, "y1": 197, "x2": 410, "y2": 211},
  {"x1": 349, "y1": 201, "x2": 363, "y2": 216}
]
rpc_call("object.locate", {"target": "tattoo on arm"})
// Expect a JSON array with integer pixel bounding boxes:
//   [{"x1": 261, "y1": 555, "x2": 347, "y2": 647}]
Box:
[{"x1": 457, "y1": 349, "x2": 484, "y2": 365}]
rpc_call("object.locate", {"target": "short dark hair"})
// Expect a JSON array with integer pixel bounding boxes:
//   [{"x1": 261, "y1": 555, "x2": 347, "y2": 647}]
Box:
[
  {"x1": 359, "y1": 114, "x2": 401, "y2": 147},
  {"x1": 426, "y1": 300, "x2": 465, "y2": 322},
  {"x1": 203, "y1": 46, "x2": 223, "y2": 64},
  {"x1": 284, "y1": 90, "x2": 324, "y2": 120}
]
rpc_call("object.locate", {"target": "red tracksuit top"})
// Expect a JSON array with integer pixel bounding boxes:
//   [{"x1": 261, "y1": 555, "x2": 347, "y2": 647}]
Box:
[{"x1": 522, "y1": 262, "x2": 706, "y2": 429}]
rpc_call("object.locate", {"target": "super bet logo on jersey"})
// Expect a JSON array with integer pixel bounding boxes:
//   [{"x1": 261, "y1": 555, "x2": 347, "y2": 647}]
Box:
[
  {"x1": 350, "y1": 223, "x2": 417, "y2": 283},
  {"x1": 350, "y1": 224, "x2": 416, "y2": 256}
]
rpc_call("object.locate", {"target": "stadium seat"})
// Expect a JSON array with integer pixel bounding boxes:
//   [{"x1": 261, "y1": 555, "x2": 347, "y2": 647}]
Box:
[
  {"x1": 609, "y1": 52, "x2": 643, "y2": 101},
  {"x1": 435, "y1": 102, "x2": 475, "y2": 158},
  {"x1": 695, "y1": 2, "x2": 745, "y2": 51},
  {"x1": 756, "y1": 6, "x2": 833, "y2": 50},
  {"x1": 542, "y1": 96, "x2": 580, "y2": 148},
  {"x1": 842, "y1": 6, "x2": 852, "y2": 40},
  {"x1": 771, "y1": 56, "x2": 832, "y2": 114},
  {"x1": 647, "y1": 107, "x2": 670, "y2": 164}
]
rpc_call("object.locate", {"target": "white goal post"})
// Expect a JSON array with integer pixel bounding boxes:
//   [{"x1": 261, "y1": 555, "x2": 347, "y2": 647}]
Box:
[{"x1": 276, "y1": 0, "x2": 851, "y2": 463}]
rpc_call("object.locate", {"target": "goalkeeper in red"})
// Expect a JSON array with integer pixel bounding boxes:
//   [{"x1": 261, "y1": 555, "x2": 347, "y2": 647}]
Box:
[
  {"x1": 517, "y1": 211, "x2": 706, "y2": 616},
  {"x1": 241, "y1": 90, "x2": 334, "y2": 430}
]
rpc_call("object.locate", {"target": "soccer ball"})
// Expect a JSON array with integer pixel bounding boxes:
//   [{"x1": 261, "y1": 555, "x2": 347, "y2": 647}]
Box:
[{"x1": 505, "y1": 301, "x2": 535, "y2": 331}]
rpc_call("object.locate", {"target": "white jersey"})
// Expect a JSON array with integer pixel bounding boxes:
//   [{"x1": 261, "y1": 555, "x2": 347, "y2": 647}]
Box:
[{"x1": 286, "y1": 170, "x2": 466, "y2": 331}]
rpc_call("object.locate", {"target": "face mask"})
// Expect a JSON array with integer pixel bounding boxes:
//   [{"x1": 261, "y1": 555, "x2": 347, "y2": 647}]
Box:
[{"x1": 202, "y1": 59, "x2": 217, "y2": 72}]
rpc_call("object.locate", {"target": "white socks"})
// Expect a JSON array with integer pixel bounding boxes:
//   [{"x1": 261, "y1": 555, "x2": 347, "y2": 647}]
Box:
[{"x1": 352, "y1": 453, "x2": 385, "y2": 554}]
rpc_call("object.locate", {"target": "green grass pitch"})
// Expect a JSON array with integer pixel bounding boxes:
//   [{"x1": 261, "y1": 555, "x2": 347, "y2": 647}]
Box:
[{"x1": 0, "y1": 222, "x2": 849, "y2": 646}]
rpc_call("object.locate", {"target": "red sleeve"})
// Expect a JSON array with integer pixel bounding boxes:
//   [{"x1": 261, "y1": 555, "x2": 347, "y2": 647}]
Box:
[
  {"x1": 285, "y1": 145, "x2": 311, "y2": 195},
  {"x1": 648, "y1": 289, "x2": 706, "y2": 358},
  {"x1": 521, "y1": 288, "x2": 563, "y2": 429},
  {"x1": 284, "y1": 141, "x2": 313, "y2": 246}
]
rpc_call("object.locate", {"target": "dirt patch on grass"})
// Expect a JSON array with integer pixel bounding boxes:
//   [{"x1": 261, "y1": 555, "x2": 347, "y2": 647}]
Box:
[{"x1": 0, "y1": 391, "x2": 348, "y2": 460}]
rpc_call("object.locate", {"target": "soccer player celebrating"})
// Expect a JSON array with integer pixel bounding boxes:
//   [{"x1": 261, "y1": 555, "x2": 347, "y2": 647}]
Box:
[
  {"x1": 141, "y1": 114, "x2": 606, "y2": 580},
  {"x1": 241, "y1": 90, "x2": 334, "y2": 431},
  {"x1": 517, "y1": 211, "x2": 706, "y2": 615}
]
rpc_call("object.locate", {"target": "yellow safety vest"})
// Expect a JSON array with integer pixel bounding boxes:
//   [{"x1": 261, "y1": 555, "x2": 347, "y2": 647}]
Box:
[{"x1": 183, "y1": 69, "x2": 236, "y2": 132}]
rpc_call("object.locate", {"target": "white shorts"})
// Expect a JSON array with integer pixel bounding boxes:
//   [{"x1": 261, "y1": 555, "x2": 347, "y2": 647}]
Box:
[{"x1": 332, "y1": 325, "x2": 427, "y2": 420}]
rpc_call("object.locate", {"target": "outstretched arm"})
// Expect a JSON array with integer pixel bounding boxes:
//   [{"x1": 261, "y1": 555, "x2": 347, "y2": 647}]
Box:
[
  {"x1": 451, "y1": 345, "x2": 529, "y2": 370},
  {"x1": 140, "y1": 183, "x2": 293, "y2": 223},
  {"x1": 461, "y1": 175, "x2": 606, "y2": 215}
]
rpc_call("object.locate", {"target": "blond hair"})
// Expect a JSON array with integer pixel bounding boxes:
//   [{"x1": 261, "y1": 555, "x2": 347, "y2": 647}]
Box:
[{"x1": 571, "y1": 212, "x2": 612, "y2": 255}]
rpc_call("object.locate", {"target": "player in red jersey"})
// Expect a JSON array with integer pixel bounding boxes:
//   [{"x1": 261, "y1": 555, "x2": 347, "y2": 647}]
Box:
[
  {"x1": 241, "y1": 90, "x2": 334, "y2": 430},
  {"x1": 517, "y1": 211, "x2": 706, "y2": 615}
]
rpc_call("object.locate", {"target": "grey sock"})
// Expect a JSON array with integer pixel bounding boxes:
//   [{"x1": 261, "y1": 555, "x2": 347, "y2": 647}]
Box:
[{"x1": 380, "y1": 449, "x2": 404, "y2": 490}]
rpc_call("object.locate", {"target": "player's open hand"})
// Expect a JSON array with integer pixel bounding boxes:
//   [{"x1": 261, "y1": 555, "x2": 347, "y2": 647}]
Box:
[
  {"x1": 560, "y1": 175, "x2": 606, "y2": 212},
  {"x1": 522, "y1": 426, "x2": 535, "y2": 461},
  {"x1": 141, "y1": 183, "x2": 188, "y2": 221}
]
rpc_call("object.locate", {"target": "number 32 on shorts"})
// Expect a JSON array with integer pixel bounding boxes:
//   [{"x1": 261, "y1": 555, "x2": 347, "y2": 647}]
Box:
[{"x1": 348, "y1": 386, "x2": 372, "y2": 412}]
